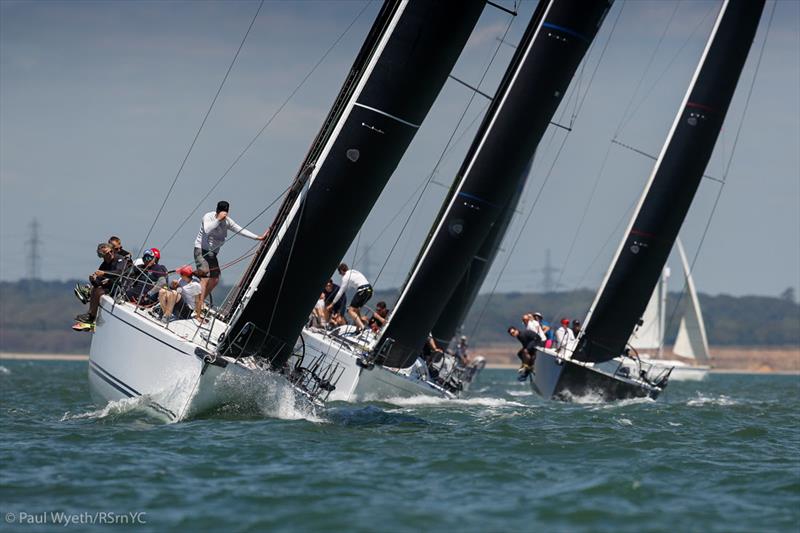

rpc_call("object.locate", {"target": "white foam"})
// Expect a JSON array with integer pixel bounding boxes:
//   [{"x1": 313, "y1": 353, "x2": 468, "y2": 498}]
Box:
[
  {"x1": 61, "y1": 396, "x2": 148, "y2": 421},
  {"x1": 0, "y1": 366, "x2": 9, "y2": 375},
  {"x1": 687, "y1": 393, "x2": 739, "y2": 407},
  {"x1": 215, "y1": 369, "x2": 324, "y2": 423},
  {"x1": 507, "y1": 389, "x2": 533, "y2": 397},
  {"x1": 617, "y1": 417, "x2": 634, "y2": 426},
  {"x1": 381, "y1": 395, "x2": 526, "y2": 408}
]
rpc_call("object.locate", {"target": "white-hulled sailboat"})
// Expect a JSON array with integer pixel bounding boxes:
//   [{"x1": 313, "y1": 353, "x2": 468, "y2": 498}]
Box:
[
  {"x1": 299, "y1": 0, "x2": 615, "y2": 402},
  {"x1": 530, "y1": 0, "x2": 764, "y2": 401},
  {"x1": 87, "y1": 0, "x2": 486, "y2": 421},
  {"x1": 628, "y1": 239, "x2": 711, "y2": 380}
]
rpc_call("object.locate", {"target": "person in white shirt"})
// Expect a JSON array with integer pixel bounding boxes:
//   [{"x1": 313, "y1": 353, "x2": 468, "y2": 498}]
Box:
[
  {"x1": 158, "y1": 265, "x2": 204, "y2": 321},
  {"x1": 328, "y1": 263, "x2": 372, "y2": 330},
  {"x1": 555, "y1": 318, "x2": 576, "y2": 353},
  {"x1": 194, "y1": 201, "x2": 268, "y2": 304},
  {"x1": 522, "y1": 313, "x2": 547, "y2": 344}
]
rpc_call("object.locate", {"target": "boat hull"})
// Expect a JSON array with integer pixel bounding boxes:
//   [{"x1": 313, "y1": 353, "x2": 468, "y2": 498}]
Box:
[
  {"x1": 88, "y1": 297, "x2": 234, "y2": 422},
  {"x1": 300, "y1": 328, "x2": 453, "y2": 402},
  {"x1": 531, "y1": 350, "x2": 664, "y2": 402}
]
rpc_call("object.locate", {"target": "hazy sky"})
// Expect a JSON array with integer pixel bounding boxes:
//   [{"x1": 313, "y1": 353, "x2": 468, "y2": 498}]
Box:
[{"x1": 1, "y1": 0, "x2": 798, "y2": 300}]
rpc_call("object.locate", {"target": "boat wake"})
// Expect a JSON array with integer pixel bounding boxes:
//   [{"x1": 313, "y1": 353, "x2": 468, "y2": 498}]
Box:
[
  {"x1": 379, "y1": 395, "x2": 526, "y2": 408},
  {"x1": 559, "y1": 389, "x2": 656, "y2": 407},
  {"x1": 506, "y1": 389, "x2": 534, "y2": 397},
  {"x1": 214, "y1": 369, "x2": 324, "y2": 423},
  {"x1": 60, "y1": 396, "x2": 160, "y2": 423}
]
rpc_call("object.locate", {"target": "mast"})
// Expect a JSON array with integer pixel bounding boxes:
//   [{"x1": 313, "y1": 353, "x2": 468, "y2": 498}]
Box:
[
  {"x1": 376, "y1": 0, "x2": 614, "y2": 369},
  {"x1": 223, "y1": 0, "x2": 486, "y2": 366},
  {"x1": 430, "y1": 157, "x2": 531, "y2": 350},
  {"x1": 574, "y1": 0, "x2": 764, "y2": 363}
]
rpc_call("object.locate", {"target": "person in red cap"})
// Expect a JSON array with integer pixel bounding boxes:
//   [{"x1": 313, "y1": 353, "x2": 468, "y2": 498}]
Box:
[
  {"x1": 127, "y1": 247, "x2": 168, "y2": 306},
  {"x1": 156, "y1": 265, "x2": 203, "y2": 322},
  {"x1": 555, "y1": 317, "x2": 576, "y2": 353}
]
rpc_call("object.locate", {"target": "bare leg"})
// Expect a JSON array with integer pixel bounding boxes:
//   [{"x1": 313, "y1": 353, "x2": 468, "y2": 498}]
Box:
[
  {"x1": 205, "y1": 277, "x2": 220, "y2": 303},
  {"x1": 161, "y1": 290, "x2": 181, "y2": 317},
  {"x1": 348, "y1": 306, "x2": 364, "y2": 329},
  {"x1": 89, "y1": 286, "x2": 105, "y2": 319}
]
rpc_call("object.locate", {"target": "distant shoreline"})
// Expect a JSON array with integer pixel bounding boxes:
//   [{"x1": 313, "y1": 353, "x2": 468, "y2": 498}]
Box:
[{"x1": 1, "y1": 352, "x2": 797, "y2": 375}]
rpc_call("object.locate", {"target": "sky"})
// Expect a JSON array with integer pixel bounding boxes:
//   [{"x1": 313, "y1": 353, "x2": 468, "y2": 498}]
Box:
[{"x1": 1, "y1": 0, "x2": 798, "y2": 300}]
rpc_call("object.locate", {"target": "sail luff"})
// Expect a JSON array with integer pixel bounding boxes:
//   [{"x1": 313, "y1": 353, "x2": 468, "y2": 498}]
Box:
[
  {"x1": 376, "y1": 0, "x2": 614, "y2": 369},
  {"x1": 574, "y1": 0, "x2": 764, "y2": 363},
  {"x1": 222, "y1": 0, "x2": 486, "y2": 366}
]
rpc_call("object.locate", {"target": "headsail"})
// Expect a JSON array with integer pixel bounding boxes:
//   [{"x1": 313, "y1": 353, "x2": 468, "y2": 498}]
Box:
[
  {"x1": 574, "y1": 0, "x2": 765, "y2": 363},
  {"x1": 673, "y1": 239, "x2": 711, "y2": 363},
  {"x1": 376, "y1": 0, "x2": 614, "y2": 369},
  {"x1": 629, "y1": 267, "x2": 668, "y2": 355},
  {"x1": 222, "y1": 0, "x2": 486, "y2": 366}
]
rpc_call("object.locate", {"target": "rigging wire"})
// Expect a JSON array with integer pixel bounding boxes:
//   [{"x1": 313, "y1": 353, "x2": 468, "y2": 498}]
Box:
[
  {"x1": 371, "y1": 11, "x2": 519, "y2": 287},
  {"x1": 139, "y1": 0, "x2": 265, "y2": 258},
  {"x1": 160, "y1": 0, "x2": 374, "y2": 250},
  {"x1": 662, "y1": 0, "x2": 777, "y2": 339}
]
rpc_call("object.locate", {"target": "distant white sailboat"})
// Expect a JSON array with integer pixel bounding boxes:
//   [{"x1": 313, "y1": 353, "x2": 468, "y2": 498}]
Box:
[{"x1": 629, "y1": 238, "x2": 711, "y2": 380}]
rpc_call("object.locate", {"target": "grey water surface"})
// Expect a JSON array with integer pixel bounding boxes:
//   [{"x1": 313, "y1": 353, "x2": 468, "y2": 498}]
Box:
[{"x1": 1, "y1": 361, "x2": 798, "y2": 532}]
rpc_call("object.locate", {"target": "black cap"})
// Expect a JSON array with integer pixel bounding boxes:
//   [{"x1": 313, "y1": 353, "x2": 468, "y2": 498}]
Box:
[{"x1": 216, "y1": 201, "x2": 230, "y2": 213}]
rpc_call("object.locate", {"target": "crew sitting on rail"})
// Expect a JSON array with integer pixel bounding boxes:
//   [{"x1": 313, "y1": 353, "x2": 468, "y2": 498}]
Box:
[
  {"x1": 156, "y1": 265, "x2": 203, "y2": 322},
  {"x1": 422, "y1": 333, "x2": 444, "y2": 380},
  {"x1": 126, "y1": 248, "x2": 168, "y2": 306},
  {"x1": 74, "y1": 242, "x2": 129, "y2": 325},
  {"x1": 454, "y1": 335, "x2": 470, "y2": 365},
  {"x1": 329, "y1": 263, "x2": 372, "y2": 331},
  {"x1": 368, "y1": 301, "x2": 389, "y2": 332},
  {"x1": 322, "y1": 278, "x2": 347, "y2": 327},
  {"x1": 74, "y1": 235, "x2": 131, "y2": 305}
]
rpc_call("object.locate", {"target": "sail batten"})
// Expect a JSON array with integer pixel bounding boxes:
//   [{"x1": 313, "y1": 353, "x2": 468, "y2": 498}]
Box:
[
  {"x1": 575, "y1": 0, "x2": 765, "y2": 363},
  {"x1": 376, "y1": 0, "x2": 614, "y2": 369},
  {"x1": 222, "y1": 0, "x2": 486, "y2": 365}
]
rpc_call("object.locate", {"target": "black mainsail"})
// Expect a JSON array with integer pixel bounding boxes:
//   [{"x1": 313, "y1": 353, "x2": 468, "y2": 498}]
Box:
[
  {"x1": 375, "y1": 0, "x2": 613, "y2": 369},
  {"x1": 574, "y1": 0, "x2": 765, "y2": 363},
  {"x1": 223, "y1": 0, "x2": 485, "y2": 365},
  {"x1": 430, "y1": 159, "x2": 530, "y2": 350}
]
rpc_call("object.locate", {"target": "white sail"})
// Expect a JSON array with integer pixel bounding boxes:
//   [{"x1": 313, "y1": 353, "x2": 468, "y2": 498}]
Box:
[
  {"x1": 629, "y1": 268, "x2": 668, "y2": 353},
  {"x1": 673, "y1": 239, "x2": 711, "y2": 363}
]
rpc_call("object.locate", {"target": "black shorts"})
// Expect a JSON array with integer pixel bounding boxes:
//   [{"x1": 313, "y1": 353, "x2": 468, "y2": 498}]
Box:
[
  {"x1": 173, "y1": 301, "x2": 194, "y2": 320},
  {"x1": 194, "y1": 248, "x2": 220, "y2": 279},
  {"x1": 350, "y1": 285, "x2": 373, "y2": 308}
]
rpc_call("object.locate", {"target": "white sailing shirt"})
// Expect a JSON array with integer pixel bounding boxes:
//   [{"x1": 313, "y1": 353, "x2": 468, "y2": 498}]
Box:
[
  {"x1": 526, "y1": 319, "x2": 547, "y2": 342},
  {"x1": 555, "y1": 325, "x2": 576, "y2": 351},
  {"x1": 332, "y1": 269, "x2": 370, "y2": 305},
  {"x1": 178, "y1": 279, "x2": 202, "y2": 310},
  {"x1": 194, "y1": 211, "x2": 259, "y2": 252}
]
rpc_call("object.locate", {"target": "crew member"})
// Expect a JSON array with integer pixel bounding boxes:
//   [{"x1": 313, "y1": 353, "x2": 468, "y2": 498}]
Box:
[
  {"x1": 508, "y1": 326, "x2": 541, "y2": 381},
  {"x1": 194, "y1": 201, "x2": 268, "y2": 304},
  {"x1": 329, "y1": 263, "x2": 372, "y2": 330}
]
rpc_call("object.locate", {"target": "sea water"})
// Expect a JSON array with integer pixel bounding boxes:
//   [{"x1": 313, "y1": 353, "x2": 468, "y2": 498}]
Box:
[{"x1": 1, "y1": 361, "x2": 798, "y2": 532}]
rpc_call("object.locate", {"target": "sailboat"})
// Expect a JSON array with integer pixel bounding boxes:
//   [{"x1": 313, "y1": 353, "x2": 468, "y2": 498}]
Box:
[
  {"x1": 86, "y1": 0, "x2": 485, "y2": 421},
  {"x1": 303, "y1": 0, "x2": 615, "y2": 402},
  {"x1": 628, "y1": 239, "x2": 711, "y2": 380},
  {"x1": 530, "y1": 0, "x2": 764, "y2": 401}
]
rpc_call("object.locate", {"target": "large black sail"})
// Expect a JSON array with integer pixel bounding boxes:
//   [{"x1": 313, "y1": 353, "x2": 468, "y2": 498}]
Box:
[
  {"x1": 574, "y1": 0, "x2": 765, "y2": 363},
  {"x1": 376, "y1": 0, "x2": 613, "y2": 369},
  {"x1": 430, "y1": 159, "x2": 530, "y2": 350},
  {"x1": 224, "y1": 0, "x2": 485, "y2": 365}
]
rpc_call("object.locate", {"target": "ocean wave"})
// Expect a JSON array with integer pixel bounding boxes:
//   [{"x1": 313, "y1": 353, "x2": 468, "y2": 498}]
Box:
[
  {"x1": 506, "y1": 389, "x2": 533, "y2": 397},
  {"x1": 0, "y1": 366, "x2": 9, "y2": 375},
  {"x1": 215, "y1": 369, "x2": 324, "y2": 423}
]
